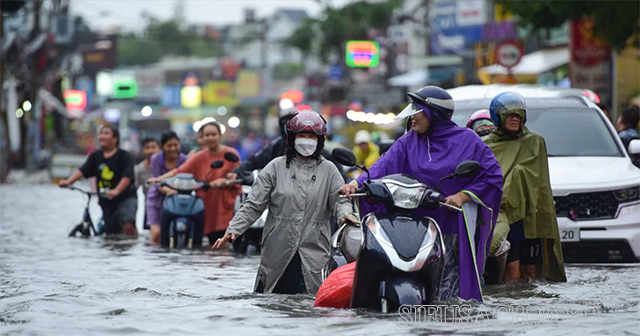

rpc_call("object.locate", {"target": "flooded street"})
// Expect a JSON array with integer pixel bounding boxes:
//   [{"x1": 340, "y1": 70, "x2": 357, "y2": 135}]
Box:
[{"x1": 1, "y1": 183, "x2": 639, "y2": 335}]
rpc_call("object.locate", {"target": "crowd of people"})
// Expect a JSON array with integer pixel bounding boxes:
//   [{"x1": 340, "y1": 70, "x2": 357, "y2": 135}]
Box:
[{"x1": 58, "y1": 84, "x2": 640, "y2": 303}]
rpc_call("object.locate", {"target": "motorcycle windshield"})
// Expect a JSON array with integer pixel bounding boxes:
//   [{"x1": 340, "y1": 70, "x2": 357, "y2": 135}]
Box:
[{"x1": 166, "y1": 175, "x2": 203, "y2": 191}]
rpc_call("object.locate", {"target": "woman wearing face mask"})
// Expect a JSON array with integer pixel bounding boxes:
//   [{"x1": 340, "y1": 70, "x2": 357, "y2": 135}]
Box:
[
  {"x1": 212, "y1": 110, "x2": 355, "y2": 295},
  {"x1": 149, "y1": 122, "x2": 242, "y2": 246},
  {"x1": 146, "y1": 131, "x2": 188, "y2": 244}
]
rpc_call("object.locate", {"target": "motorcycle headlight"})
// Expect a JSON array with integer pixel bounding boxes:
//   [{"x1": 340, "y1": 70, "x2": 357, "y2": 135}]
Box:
[
  {"x1": 384, "y1": 182, "x2": 426, "y2": 209},
  {"x1": 613, "y1": 185, "x2": 640, "y2": 203}
]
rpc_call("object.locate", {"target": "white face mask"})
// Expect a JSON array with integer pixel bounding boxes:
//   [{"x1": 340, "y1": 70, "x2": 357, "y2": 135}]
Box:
[{"x1": 294, "y1": 138, "x2": 318, "y2": 157}]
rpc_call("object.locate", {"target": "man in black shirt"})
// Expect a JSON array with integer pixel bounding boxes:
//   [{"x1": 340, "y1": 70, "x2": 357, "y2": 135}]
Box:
[{"x1": 59, "y1": 125, "x2": 138, "y2": 237}]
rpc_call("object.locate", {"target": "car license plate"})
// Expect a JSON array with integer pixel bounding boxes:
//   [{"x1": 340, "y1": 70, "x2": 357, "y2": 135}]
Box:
[{"x1": 560, "y1": 227, "x2": 580, "y2": 242}]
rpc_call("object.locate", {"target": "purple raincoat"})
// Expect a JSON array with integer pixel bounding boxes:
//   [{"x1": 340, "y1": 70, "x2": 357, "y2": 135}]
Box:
[
  {"x1": 146, "y1": 151, "x2": 188, "y2": 227},
  {"x1": 356, "y1": 120, "x2": 502, "y2": 302}
]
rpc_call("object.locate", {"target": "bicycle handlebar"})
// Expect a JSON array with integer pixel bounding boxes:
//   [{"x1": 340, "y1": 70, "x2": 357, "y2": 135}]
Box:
[{"x1": 63, "y1": 186, "x2": 97, "y2": 196}]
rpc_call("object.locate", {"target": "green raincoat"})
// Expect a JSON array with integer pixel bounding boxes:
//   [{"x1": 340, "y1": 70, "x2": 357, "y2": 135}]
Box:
[{"x1": 483, "y1": 111, "x2": 566, "y2": 282}]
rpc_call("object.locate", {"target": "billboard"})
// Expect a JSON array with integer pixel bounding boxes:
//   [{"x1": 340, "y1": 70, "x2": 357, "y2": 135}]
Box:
[
  {"x1": 569, "y1": 18, "x2": 611, "y2": 107},
  {"x1": 346, "y1": 41, "x2": 380, "y2": 68},
  {"x1": 430, "y1": 0, "x2": 486, "y2": 54}
]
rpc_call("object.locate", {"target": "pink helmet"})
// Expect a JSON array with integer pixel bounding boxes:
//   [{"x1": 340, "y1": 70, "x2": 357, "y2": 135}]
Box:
[
  {"x1": 286, "y1": 110, "x2": 327, "y2": 136},
  {"x1": 466, "y1": 109, "x2": 492, "y2": 128}
]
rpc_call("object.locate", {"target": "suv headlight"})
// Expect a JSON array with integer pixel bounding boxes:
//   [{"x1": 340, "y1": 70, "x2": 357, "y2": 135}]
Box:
[
  {"x1": 613, "y1": 185, "x2": 640, "y2": 203},
  {"x1": 384, "y1": 182, "x2": 426, "y2": 209}
]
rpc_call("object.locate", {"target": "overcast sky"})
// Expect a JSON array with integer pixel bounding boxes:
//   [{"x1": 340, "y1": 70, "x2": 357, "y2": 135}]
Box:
[{"x1": 70, "y1": 0, "x2": 354, "y2": 32}]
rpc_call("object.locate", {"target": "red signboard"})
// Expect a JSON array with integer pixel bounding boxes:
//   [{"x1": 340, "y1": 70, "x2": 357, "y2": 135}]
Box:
[
  {"x1": 569, "y1": 18, "x2": 611, "y2": 106},
  {"x1": 495, "y1": 41, "x2": 523, "y2": 69},
  {"x1": 63, "y1": 90, "x2": 87, "y2": 110},
  {"x1": 570, "y1": 19, "x2": 610, "y2": 67}
]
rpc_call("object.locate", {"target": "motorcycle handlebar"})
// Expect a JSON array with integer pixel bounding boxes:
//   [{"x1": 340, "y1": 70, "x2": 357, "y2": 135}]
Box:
[
  {"x1": 224, "y1": 179, "x2": 244, "y2": 186},
  {"x1": 340, "y1": 192, "x2": 462, "y2": 212}
]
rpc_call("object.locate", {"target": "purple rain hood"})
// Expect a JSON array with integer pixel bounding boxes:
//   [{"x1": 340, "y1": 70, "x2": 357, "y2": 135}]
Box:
[{"x1": 356, "y1": 119, "x2": 503, "y2": 301}]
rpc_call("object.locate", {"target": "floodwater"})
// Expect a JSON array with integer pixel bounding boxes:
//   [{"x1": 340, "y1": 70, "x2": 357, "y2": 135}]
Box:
[{"x1": 1, "y1": 183, "x2": 639, "y2": 335}]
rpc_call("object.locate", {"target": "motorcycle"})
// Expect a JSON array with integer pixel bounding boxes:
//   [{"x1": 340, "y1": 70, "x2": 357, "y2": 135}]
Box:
[
  {"x1": 230, "y1": 170, "x2": 266, "y2": 255},
  {"x1": 217, "y1": 153, "x2": 267, "y2": 256},
  {"x1": 323, "y1": 147, "x2": 481, "y2": 312},
  {"x1": 155, "y1": 156, "x2": 234, "y2": 249}
]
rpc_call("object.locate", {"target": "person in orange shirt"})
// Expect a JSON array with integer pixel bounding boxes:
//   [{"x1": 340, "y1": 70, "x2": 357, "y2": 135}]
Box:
[{"x1": 149, "y1": 121, "x2": 241, "y2": 245}]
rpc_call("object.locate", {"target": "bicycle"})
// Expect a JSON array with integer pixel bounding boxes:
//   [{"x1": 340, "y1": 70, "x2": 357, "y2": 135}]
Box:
[{"x1": 65, "y1": 186, "x2": 104, "y2": 238}]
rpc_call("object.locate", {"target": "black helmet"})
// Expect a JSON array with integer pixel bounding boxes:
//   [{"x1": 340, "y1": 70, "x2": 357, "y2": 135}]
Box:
[{"x1": 395, "y1": 86, "x2": 455, "y2": 121}]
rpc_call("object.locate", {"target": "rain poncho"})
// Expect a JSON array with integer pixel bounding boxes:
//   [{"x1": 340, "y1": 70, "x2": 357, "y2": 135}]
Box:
[
  {"x1": 484, "y1": 123, "x2": 567, "y2": 282},
  {"x1": 226, "y1": 156, "x2": 352, "y2": 295},
  {"x1": 355, "y1": 120, "x2": 503, "y2": 302}
]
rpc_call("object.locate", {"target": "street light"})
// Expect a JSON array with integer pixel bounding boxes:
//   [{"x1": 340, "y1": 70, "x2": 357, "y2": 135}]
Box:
[
  {"x1": 22, "y1": 100, "x2": 32, "y2": 112},
  {"x1": 141, "y1": 106, "x2": 152, "y2": 117},
  {"x1": 228, "y1": 117, "x2": 240, "y2": 128}
]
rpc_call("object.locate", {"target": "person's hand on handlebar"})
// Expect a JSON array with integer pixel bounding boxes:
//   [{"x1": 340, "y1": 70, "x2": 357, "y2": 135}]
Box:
[
  {"x1": 211, "y1": 233, "x2": 236, "y2": 249},
  {"x1": 58, "y1": 179, "x2": 72, "y2": 188},
  {"x1": 226, "y1": 172, "x2": 238, "y2": 181},
  {"x1": 209, "y1": 178, "x2": 227, "y2": 188},
  {"x1": 147, "y1": 177, "x2": 160, "y2": 185},
  {"x1": 444, "y1": 192, "x2": 471, "y2": 210},
  {"x1": 159, "y1": 185, "x2": 177, "y2": 196},
  {"x1": 339, "y1": 181, "x2": 358, "y2": 197},
  {"x1": 104, "y1": 189, "x2": 119, "y2": 199}
]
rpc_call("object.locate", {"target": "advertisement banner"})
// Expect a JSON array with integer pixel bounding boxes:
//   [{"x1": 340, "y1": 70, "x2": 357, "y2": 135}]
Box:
[
  {"x1": 569, "y1": 18, "x2": 611, "y2": 106},
  {"x1": 235, "y1": 70, "x2": 261, "y2": 98},
  {"x1": 430, "y1": 0, "x2": 486, "y2": 54},
  {"x1": 203, "y1": 81, "x2": 238, "y2": 106}
]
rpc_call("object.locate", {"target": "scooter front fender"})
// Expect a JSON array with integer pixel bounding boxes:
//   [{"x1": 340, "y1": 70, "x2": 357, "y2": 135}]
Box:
[{"x1": 380, "y1": 276, "x2": 426, "y2": 313}]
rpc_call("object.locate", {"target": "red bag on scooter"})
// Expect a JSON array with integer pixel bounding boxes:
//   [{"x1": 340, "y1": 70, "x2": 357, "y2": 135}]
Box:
[{"x1": 314, "y1": 262, "x2": 356, "y2": 308}]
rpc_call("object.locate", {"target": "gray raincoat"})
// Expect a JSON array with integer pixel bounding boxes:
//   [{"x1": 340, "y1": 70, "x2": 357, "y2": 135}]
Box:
[{"x1": 225, "y1": 156, "x2": 352, "y2": 295}]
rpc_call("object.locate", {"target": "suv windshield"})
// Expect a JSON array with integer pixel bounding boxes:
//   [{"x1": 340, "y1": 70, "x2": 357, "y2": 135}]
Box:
[{"x1": 453, "y1": 107, "x2": 623, "y2": 157}]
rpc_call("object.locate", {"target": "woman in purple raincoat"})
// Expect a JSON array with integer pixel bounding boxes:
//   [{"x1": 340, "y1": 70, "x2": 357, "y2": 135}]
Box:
[
  {"x1": 341, "y1": 86, "x2": 503, "y2": 302},
  {"x1": 146, "y1": 131, "x2": 188, "y2": 244}
]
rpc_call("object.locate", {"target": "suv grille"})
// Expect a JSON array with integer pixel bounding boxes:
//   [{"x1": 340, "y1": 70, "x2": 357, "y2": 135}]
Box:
[{"x1": 554, "y1": 191, "x2": 618, "y2": 220}]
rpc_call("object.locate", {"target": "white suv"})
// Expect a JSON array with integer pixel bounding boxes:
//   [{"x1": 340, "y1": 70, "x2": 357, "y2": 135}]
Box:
[{"x1": 448, "y1": 84, "x2": 640, "y2": 263}]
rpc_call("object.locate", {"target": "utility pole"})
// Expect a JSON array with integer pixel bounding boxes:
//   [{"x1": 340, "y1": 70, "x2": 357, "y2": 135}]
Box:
[
  {"x1": 25, "y1": 0, "x2": 42, "y2": 172},
  {"x1": 0, "y1": 11, "x2": 9, "y2": 182}
]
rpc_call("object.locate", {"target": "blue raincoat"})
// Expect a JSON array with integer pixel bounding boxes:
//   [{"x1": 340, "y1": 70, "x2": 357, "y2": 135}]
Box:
[{"x1": 355, "y1": 120, "x2": 503, "y2": 301}]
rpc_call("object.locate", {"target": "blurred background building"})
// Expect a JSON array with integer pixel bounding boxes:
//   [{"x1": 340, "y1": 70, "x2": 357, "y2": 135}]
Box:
[{"x1": 2, "y1": 0, "x2": 639, "y2": 182}]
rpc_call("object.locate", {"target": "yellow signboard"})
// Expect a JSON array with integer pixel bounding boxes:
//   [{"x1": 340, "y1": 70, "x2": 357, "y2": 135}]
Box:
[
  {"x1": 180, "y1": 86, "x2": 202, "y2": 108},
  {"x1": 203, "y1": 81, "x2": 238, "y2": 106},
  {"x1": 235, "y1": 71, "x2": 261, "y2": 98}
]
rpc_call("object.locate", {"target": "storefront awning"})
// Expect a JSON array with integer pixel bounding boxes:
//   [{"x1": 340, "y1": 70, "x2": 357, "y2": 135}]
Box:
[
  {"x1": 480, "y1": 47, "x2": 569, "y2": 75},
  {"x1": 388, "y1": 69, "x2": 429, "y2": 87},
  {"x1": 388, "y1": 67, "x2": 459, "y2": 87}
]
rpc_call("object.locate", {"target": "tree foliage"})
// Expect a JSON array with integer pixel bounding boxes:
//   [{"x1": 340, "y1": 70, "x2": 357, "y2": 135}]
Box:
[
  {"x1": 117, "y1": 16, "x2": 223, "y2": 66},
  {"x1": 496, "y1": 0, "x2": 640, "y2": 50},
  {"x1": 287, "y1": 0, "x2": 402, "y2": 62}
]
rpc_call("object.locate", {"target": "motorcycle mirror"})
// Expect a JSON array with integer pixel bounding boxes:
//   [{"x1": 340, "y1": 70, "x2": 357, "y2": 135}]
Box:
[
  {"x1": 332, "y1": 147, "x2": 357, "y2": 167},
  {"x1": 224, "y1": 152, "x2": 240, "y2": 163},
  {"x1": 454, "y1": 161, "x2": 481, "y2": 178},
  {"x1": 210, "y1": 160, "x2": 224, "y2": 169}
]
